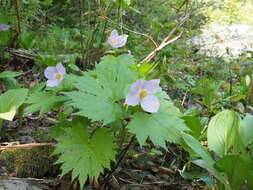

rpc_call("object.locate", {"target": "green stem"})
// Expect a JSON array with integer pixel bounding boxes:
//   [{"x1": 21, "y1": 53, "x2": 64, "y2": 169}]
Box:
[
  {"x1": 78, "y1": 0, "x2": 85, "y2": 65},
  {"x1": 0, "y1": 45, "x2": 4, "y2": 63},
  {"x1": 15, "y1": 0, "x2": 21, "y2": 34},
  {"x1": 117, "y1": 0, "x2": 121, "y2": 24},
  {"x1": 118, "y1": 126, "x2": 127, "y2": 149},
  {"x1": 0, "y1": 118, "x2": 3, "y2": 131},
  {"x1": 246, "y1": 77, "x2": 253, "y2": 112}
]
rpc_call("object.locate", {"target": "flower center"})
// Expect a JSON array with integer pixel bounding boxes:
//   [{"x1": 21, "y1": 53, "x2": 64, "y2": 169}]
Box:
[
  {"x1": 139, "y1": 90, "x2": 148, "y2": 99},
  {"x1": 55, "y1": 73, "x2": 62, "y2": 79},
  {"x1": 111, "y1": 41, "x2": 118, "y2": 45}
]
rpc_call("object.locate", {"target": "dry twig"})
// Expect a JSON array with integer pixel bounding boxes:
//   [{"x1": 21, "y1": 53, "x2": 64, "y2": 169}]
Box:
[{"x1": 141, "y1": 12, "x2": 192, "y2": 63}]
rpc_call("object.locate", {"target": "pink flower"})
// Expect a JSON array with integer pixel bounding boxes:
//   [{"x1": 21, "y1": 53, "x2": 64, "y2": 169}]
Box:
[
  {"x1": 44, "y1": 63, "x2": 66, "y2": 87},
  {"x1": 0, "y1": 24, "x2": 10, "y2": 31},
  {"x1": 125, "y1": 79, "x2": 160, "y2": 113},
  {"x1": 107, "y1": 29, "x2": 128, "y2": 49}
]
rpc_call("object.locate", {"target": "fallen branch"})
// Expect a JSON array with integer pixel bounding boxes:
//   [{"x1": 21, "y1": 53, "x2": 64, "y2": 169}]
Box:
[
  {"x1": 0, "y1": 142, "x2": 54, "y2": 151},
  {"x1": 141, "y1": 31, "x2": 184, "y2": 63},
  {"x1": 6, "y1": 48, "x2": 35, "y2": 60}
]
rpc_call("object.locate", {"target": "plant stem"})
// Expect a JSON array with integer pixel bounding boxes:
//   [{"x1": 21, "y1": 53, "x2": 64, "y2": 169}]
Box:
[
  {"x1": 246, "y1": 76, "x2": 253, "y2": 111},
  {"x1": 0, "y1": 46, "x2": 4, "y2": 63},
  {"x1": 0, "y1": 118, "x2": 3, "y2": 131},
  {"x1": 104, "y1": 135, "x2": 135, "y2": 183},
  {"x1": 15, "y1": 0, "x2": 21, "y2": 34},
  {"x1": 78, "y1": 0, "x2": 85, "y2": 66},
  {"x1": 85, "y1": 0, "x2": 91, "y2": 64},
  {"x1": 118, "y1": 126, "x2": 127, "y2": 149}
]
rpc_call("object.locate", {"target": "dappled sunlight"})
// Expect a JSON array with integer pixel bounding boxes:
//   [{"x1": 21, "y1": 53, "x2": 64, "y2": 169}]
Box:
[{"x1": 192, "y1": 0, "x2": 253, "y2": 57}]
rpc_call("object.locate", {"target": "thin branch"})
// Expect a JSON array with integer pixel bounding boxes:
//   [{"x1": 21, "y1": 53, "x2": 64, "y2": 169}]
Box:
[
  {"x1": 161, "y1": 13, "x2": 190, "y2": 46},
  {"x1": 7, "y1": 48, "x2": 35, "y2": 60},
  {"x1": 141, "y1": 31, "x2": 184, "y2": 63},
  {"x1": 141, "y1": 11, "x2": 192, "y2": 63}
]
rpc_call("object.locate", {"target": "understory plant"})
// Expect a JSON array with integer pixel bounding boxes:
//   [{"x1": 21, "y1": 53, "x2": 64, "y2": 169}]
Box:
[
  {"x1": 32, "y1": 53, "x2": 189, "y2": 187},
  {"x1": 181, "y1": 110, "x2": 253, "y2": 190}
]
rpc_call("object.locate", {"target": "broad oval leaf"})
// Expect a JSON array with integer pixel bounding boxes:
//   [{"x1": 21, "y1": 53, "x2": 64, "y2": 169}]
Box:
[
  {"x1": 239, "y1": 114, "x2": 253, "y2": 146},
  {"x1": 182, "y1": 133, "x2": 214, "y2": 165},
  {"x1": 207, "y1": 110, "x2": 241, "y2": 157},
  {"x1": 192, "y1": 159, "x2": 227, "y2": 185},
  {"x1": 0, "y1": 71, "x2": 22, "y2": 78},
  {"x1": 0, "y1": 88, "x2": 28, "y2": 121}
]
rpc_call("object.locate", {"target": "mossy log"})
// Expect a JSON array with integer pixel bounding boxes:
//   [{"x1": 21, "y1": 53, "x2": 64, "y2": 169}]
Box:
[{"x1": 0, "y1": 146, "x2": 59, "y2": 178}]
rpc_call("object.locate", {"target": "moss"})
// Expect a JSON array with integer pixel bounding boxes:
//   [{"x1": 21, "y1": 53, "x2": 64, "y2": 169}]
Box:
[{"x1": 0, "y1": 146, "x2": 59, "y2": 178}]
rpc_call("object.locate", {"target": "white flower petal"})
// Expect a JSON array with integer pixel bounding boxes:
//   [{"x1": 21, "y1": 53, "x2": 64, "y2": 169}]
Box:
[
  {"x1": 56, "y1": 63, "x2": 66, "y2": 75},
  {"x1": 111, "y1": 29, "x2": 118, "y2": 37},
  {"x1": 125, "y1": 92, "x2": 140, "y2": 106},
  {"x1": 0, "y1": 24, "x2": 10, "y2": 31},
  {"x1": 107, "y1": 30, "x2": 118, "y2": 45},
  {"x1": 47, "y1": 79, "x2": 61, "y2": 87},
  {"x1": 44, "y1": 67, "x2": 58, "y2": 79},
  {"x1": 114, "y1": 35, "x2": 128, "y2": 48},
  {"x1": 107, "y1": 30, "x2": 128, "y2": 49},
  {"x1": 111, "y1": 43, "x2": 119, "y2": 49},
  {"x1": 140, "y1": 95, "x2": 160, "y2": 113},
  {"x1": 143, "y1": 79, "x2": 160, "y2": 94},
  {"x1": 131, "y1": 80, "x2": 145, "y2": 93}
]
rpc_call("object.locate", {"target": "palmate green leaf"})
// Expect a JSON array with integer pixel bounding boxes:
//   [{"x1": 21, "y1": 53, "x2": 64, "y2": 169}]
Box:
[
  {"x1": 0, "y1": 88, "x2": 28, "y2": 121},
  {"x1": 65, "y1": 55, "x2": 138, "y2": 124},
  {"x1": 25, "y1": 92, "x2": 69, "y2": 115},
  {"x1": 127, "y1": 98, "x2": 189, "y2": 149},
  {"x1": 64, "y1": 91, "x2": 123, "y2": 124},
  {"x1": 95, "y1": 55, "x2": 137, "y2": 100},
  {"x1": 53, "y1": 119, "x2": 117, "y2": 188}
]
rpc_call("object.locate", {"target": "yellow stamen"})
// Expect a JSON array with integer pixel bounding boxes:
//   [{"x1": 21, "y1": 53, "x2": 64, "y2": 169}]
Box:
[
  {"x1": 139, "y1": 90, "x2": 148, "y2": 99},
  {"x1": 111, "y1": 41, "x2": 118, "y2": 45},
  {"x1": 55, "y1": 73, "x2": 62, "y2": 79}
]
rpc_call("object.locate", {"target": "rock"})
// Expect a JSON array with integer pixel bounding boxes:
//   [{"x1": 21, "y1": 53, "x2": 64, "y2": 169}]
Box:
[{"x1": 0, "y1": 179, "x2": 42, "y2": 190}]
